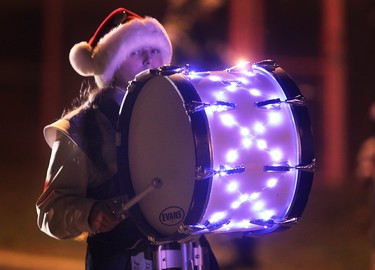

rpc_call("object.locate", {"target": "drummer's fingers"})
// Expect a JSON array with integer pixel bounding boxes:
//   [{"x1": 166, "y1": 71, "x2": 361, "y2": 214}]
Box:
[
  {"x1": 89, "y1": 202, "x2": 117, "y2": 232},
  {"x1": 98, "y1": 219, "x2": 117, "y2": 233},
  {"x1": 93, "y1": 213, "x2": 120, "y2": 233},
  {"x1": 89, "y1": 199, "x2": 128, "y2": 233}
]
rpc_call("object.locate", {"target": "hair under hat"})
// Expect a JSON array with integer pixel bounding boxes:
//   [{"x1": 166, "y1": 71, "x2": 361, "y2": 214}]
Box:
[{"x1": 69, "y1": 8, "x2": 172, "y2": 88}]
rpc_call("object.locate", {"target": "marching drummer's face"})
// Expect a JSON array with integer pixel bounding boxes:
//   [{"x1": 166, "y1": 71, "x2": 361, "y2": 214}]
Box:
[{"x1": 114, "y1": 46, "x2": 164, "y2": 86}]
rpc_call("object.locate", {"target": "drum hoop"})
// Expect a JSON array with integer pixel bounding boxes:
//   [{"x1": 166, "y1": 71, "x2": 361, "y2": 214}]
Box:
[
  {"x1": 117, "y1": 71, "x2": 213, "y2": 242},
  {"x1": 117, "y1": 73, "x2": 163, "y2": 239},
  {"x1": 253, "y1": 62, "x2": 315, "y2": 222},
  {"x1": 166, "y1": 73, "x2": 213, "y2": 226}
]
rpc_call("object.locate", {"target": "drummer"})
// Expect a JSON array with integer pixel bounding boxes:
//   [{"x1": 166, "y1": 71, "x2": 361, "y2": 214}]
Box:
[{"x1": 36, "y1": 8, "x2": 218, "y2": 270}]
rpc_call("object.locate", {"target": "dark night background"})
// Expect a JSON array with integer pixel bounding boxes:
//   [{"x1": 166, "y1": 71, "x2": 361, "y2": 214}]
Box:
[{"x1": 0, "y1": 0, "x2": 374, "y2": 269}]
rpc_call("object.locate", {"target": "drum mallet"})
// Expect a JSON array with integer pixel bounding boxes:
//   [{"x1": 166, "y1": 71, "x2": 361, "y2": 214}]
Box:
[{"x1": 115, "y1": 177, "x2": 163, "y2": 218}]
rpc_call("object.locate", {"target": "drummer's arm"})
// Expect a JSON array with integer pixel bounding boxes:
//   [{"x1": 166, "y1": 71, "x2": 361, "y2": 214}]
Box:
[{"x1": 36, "y1": 134, "x2": 96, "y2": 240}]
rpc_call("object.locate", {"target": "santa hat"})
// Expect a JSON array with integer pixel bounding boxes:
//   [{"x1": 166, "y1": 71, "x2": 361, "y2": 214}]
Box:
[{"x1": 69, "y1": 8, "x2": 172, "y2": 88}]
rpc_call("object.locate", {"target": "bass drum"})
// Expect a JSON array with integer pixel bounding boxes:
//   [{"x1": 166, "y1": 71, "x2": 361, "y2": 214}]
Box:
[{"x1": 117, "y1": 60, "x2": 315, "y2": 243}]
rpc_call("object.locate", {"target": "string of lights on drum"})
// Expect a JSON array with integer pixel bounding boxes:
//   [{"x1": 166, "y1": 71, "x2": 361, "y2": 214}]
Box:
[{"x1": 183, "y1": 62, "x2": 300, "y2": 233}]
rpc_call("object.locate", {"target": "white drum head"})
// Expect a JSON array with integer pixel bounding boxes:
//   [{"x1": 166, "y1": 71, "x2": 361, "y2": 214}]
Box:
[{"x1": 128, "y1": 75, "x2": 196, "y2": 236}]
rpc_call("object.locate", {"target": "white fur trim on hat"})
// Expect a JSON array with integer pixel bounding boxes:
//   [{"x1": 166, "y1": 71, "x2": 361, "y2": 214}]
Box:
[{"x1": 69, "y1": 17, "x2": 172, "y2": 88}]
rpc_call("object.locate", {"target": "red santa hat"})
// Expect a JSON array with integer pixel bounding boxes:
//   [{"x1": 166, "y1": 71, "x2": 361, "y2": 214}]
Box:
[{"x1": 69, "y1": 8, "x2": 172, "y2": 88}]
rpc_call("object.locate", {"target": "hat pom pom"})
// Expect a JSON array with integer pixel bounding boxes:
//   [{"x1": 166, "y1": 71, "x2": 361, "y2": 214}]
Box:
[{"x1": 69, "y1": 42, "x2": 96, "y2": 76}]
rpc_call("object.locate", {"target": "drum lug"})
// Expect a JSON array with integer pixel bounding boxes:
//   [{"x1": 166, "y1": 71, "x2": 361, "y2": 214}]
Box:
[
  {"x1": 226, "y1": 59, "x2": 279, "y2": 73},
  {"x1": 295, "y1": 159, "x2": 316, "y2": 173},
  {"x1": 185, "y1": 100, "x2": 236, "y2": 114},
  {"x1": 204, "y1": 219, "x2": 231, "y2": 231},
  {"x1": 264, "y1": 159, "x2": 316, "y2": 173},
  {"x1": 178, "y1": 224, "x2": 209, "y2": 235},
  {"x1": 178, "y1": 219, "x2": 231, "y2": 235},
  {"x1": 195, "y1": 165, "x2": 245, "y2": 180},
  {"x1": 250, "y1": 217, "x2": 299, "y2": 228},
  {"x1": 264, "y1": 163, "x2": 292, "y2": 172},
  {"x1": 253, "y1": 59, "x2": 279, "y2": 71},
  {"x1": 255, "y1": 95, "x2": 306, "y2": 109},
  {"x1": 151, "y1": 65, "x2": 189, "y2": 76},
  {"x1": 280, "y1": 217, "x2": 299, "y2": 225},
  {"x1": 286, "y1": 95, "x2": 307, "y2": 106}
]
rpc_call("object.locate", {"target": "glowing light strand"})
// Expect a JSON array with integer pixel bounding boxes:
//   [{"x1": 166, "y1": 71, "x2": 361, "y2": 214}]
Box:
[
  {"x1": 204, "y1": 172, "x2": 290, "y2": 231},
  {"x1": 191, "y1": 65, "x2": 301, "y2": 233}
]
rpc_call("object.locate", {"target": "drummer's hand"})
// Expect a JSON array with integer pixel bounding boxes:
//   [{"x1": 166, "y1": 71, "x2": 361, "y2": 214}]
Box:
[{"x1": 88, "y1": 199, "x2": 128, "y2": 233}]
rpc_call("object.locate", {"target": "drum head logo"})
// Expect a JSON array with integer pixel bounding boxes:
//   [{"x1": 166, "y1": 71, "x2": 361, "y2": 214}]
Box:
[{"x1": 159, "y1": 206, "x2": 185, "y2": 226}]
